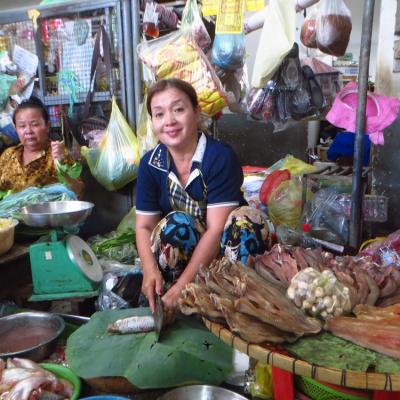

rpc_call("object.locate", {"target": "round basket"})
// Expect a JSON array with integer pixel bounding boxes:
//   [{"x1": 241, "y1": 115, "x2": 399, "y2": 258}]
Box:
[{"x1": 202, "y1": 318, "x2": 400, "y2": 392}]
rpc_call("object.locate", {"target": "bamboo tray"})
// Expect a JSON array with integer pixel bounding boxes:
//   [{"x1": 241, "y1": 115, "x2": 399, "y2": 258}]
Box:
[{"x1": 202, "y1": 318, "x2": 400, "y2": 392}]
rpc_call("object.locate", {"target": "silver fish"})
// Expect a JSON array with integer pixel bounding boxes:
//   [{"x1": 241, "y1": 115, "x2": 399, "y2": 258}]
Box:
[
  {"x1": 5, "y1": 375, "x2": 55, "y2": 400},
  {"x1": 107, "y1": 315, "x2": 155, "y2": 334}
]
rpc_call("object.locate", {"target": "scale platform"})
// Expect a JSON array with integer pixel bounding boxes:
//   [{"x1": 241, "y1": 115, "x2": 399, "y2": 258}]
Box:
[{"x1": 20, "y1": 201, "x2": 104, "y2": 302}]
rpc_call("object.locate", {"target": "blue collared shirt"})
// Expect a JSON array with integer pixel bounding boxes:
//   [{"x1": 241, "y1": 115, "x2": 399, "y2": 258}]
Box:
[{"x1": 136, "y1": 133, "x2": 246, "y2": 217}]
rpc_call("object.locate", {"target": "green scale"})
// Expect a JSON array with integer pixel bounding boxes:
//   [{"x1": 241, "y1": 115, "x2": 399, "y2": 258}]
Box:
[{"x1": 21, "y1": 201, "x2": 103, "y2": 301}]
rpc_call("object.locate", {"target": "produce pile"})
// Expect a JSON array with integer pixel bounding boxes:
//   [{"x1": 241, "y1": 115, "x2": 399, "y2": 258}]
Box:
[{"x1": 179, "y1": 246, "x2": 400, "y2": 362}]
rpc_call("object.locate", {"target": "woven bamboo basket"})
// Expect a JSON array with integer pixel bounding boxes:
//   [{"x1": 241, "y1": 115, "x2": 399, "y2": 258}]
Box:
[{"x1": 202, "y1": 318, "x2": 400, "y2": 392}]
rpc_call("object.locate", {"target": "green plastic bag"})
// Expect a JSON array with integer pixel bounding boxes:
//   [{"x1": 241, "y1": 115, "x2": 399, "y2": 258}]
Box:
[
  {"x1": 0, "y1": 73, "x2": 16, "y2": 110},
  {"x1": 81, "y1": 97, "x2": 140, "y2": 191}
]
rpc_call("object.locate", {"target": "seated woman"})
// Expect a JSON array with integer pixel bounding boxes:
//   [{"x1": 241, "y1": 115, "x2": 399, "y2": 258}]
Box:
[
  {"x1": 0, "y1": 97, "x2": 83, "y2": 196},
  {"x1": 136, "y1": 79, "x2": 273, "y2": 321}
]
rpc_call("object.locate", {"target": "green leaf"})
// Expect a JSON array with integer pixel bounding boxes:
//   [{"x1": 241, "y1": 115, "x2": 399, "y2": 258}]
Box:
[
  {"x1": 285, "y1": 332, "x2": 400, "y2": 373},
  {"x1": 66, "y1": 308, "x2": 233, "y2": 389},
  {"x1": 55, "y1": 160, "x2": 82, "y2": 184}
]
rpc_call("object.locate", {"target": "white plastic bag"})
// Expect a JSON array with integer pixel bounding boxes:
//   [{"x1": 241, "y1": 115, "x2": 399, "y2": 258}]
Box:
[
  {"x1": 316, "y1": 0, "x2": 352, "y2": 57},
  {"x1": 251, "y1": 0, "x2": 295, "y2": 88},
  {"x1": 81, "y1": 97, "x2": 140, "y2": 191}
]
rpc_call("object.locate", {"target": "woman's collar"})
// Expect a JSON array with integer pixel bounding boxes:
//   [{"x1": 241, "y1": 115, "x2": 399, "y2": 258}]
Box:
[{"x1": 148, "y1": 132, "x2": 207, "y2": 172}]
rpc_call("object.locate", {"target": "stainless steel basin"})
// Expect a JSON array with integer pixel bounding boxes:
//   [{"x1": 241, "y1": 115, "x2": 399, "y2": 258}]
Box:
[{"x1": 158, "y1": 385, "x2": 248, "y2": 400}]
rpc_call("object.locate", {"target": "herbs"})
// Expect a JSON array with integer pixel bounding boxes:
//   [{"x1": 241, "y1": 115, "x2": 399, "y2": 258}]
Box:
[{"x1": 89, "y1": 229, "x2": 137, "y2": 264}]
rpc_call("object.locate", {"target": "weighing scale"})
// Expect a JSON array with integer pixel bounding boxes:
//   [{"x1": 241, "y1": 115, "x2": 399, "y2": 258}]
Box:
[{"x1": 20, "y1": 201, "x2": 104, "y2": 301}]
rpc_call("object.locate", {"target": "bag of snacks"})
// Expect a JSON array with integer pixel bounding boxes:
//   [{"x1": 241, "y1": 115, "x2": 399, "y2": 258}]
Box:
[
  {"x1": 137, "y1": 30, "x2": 227, "y2": 116},
  {"x1": 316, "y1": 0, "x2": 352, "y2": 57}
]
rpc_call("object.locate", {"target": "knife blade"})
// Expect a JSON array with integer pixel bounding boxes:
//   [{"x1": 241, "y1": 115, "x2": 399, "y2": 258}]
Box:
[{"x1": 154, "y1": 293, "x2": 164, "y2": 342}]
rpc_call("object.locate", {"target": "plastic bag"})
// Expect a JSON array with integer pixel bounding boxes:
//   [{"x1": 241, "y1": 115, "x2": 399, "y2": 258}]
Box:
[
  {"x1": 96, "y1": 268, "x2": 143, "y2": 311},
  {"x1": 0, "y1": 73, "x2": 16, "y2": 110},
  {"x1": 180, "y1": 0, "x2": 211, "y2": 50},
  {"x1": 251, "y1": 0, "x2": 295, "y2": 88},
  {"x1": 81, "y1": 97, "x2": 140, "y2": 191},
  {"x1": 117, "y1": 206, "x2": 136, "y2": 233},
  {"x1": 0, "y1": 112, "x2": 18, "y2": 148},
  {"x1": 269, "y1": 154, "x2": 316, "y2": 176},
  {"x1": 267, "y1": 177, "x2": 303, "y2": 229},
  {"x1": 300, "y1": 8, "x2": 318, "y2": 48},
  {"x1": 137, "y1": 95, "x2": 158, "y2": 157},
  {"x1": 143, "y1": 1, "x2": 160, "y2": 38},
  {"x1": 316, "y1": 0, "x2": 352, "y2": 57},
  {"x1": 137, "y1": 30, "x2": 227, "y2": 116},
  {"x1": 212, "y1": 33, "x2": 246, "y2": 71}
]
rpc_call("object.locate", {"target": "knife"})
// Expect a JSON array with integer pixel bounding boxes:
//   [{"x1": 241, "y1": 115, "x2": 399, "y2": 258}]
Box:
[{"x1": 154, "y1": 293, "x2": 164, "y2": 342}]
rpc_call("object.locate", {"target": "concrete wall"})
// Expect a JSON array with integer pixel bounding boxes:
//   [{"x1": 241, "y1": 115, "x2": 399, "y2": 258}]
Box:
[{"x1": 372, "y1": 0, "x2": 400, "y2": 232}]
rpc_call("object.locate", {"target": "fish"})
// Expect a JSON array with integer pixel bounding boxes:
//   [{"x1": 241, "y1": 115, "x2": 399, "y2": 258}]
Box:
[
  {"x1": 1, "y1": 368, "x2": 48, "y2": 389},
  {"x1": 325, "y1": 316, "x2": 400, "y2": 359},
  {"x1": 4, "y1": 375, "x2": 55, "y2": 400},
  {"x1": 107, "y1": 315, "x2": 155, "y2": 334}
]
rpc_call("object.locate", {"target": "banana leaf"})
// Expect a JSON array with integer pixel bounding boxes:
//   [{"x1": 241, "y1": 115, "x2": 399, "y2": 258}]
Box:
[
  {"x1": 284, "y1": 332, "x2": 400, "y2": 373},
  {"x1": 66, "y1": 308, "x2": 233, "y2": 389}
]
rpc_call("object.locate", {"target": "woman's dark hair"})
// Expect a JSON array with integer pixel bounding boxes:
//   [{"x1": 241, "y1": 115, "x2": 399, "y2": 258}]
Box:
[
  {"x1": 13, "y1": 96, "x2": 49, "y2": 125},
  {"x1": 146, "y1": 79, "x2": 199, "y2": 116}
]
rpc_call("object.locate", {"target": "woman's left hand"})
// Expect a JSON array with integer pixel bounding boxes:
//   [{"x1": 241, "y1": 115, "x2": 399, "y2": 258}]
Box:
[
  {"x1": 50, "y1": 141, "x2": 67, "y2": 163},
  {"x1": 162, "y1": 282, "x2": 185, "y2": 325}
]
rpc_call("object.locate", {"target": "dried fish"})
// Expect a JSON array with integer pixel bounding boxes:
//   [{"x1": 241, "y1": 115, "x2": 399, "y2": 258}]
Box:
[{"x1": 107, "y1": 316, "x2": 155, "y2": 334}]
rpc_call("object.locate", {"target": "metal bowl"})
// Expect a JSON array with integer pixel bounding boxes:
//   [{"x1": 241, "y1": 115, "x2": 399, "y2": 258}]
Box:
[
  {"x1": 158, "y1": 385, "x2": 248, "y2": 400},
  {"x1": 20, "y1": 201, "x2": 94, "y2": 228},
  {"x1": 0, "y1": 312, "x2": 65, "y2": 361}
]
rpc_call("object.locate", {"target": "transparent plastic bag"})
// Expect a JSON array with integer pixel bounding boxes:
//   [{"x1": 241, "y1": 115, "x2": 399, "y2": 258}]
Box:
[
  {"x1": 137, "y1": 95, "x2": 158, "y2": 157},
  {"x1": 316, "y1": 0, "x2": 352, "y2": 57},
  {"x1": 137, "y1": 30, "x2": 227, "y2": 116},
  {"x1": 300, "y1": 8, "x2": 318, "y2": 48},
  {"x1": 180, "y1": 0, "x2": 211, "y2": 50},
  {"x1": 143, "y1": 1, "x2": 160, "y2": 38},
  {"x1": 269, "y1": 154, "x2": 316, "y2": 176},
  {"x1": 267, "y1": 177, "x2": 303, "y2": 229},
  {"x1": 212, "y1": 33, "x2": 246, "y2": 71},
  {"x1": 308, "y1": 187, "x2": 349, "y2": 244},
  {"x1": 96, "y1": 269, "x2": 143, "y2": 311},
  {"x1": 0, "y1": 73, "x2": 16, "y2": 110},
  {"x1": 81, "y1": 97, "x2": 140, "y2": 191}
]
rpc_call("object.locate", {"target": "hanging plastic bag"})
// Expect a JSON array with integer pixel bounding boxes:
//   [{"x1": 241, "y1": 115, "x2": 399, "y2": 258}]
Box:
[
  {"x1": 81, "y1": 97, "x2": 140, "y2": 191},
  {"x1": 137, "y1": 95, "x2": 158, "y2": 157},
  {"x1": 212, "y1": 33, "x2": 246, "y2": 71},
  {"x1": 316, "y1": 0, "x2": 352, "y2": 57},
  {"x1": 251, "y1": 0, "x2": 295, "y2": 88},
  {"x1": 300, "y1": 7, "x2": 318, "y2": 48},
  {"x1": 180, "y1": 0, "x2": 211, "y2": 50},
  {"x1": 137, "y1": 30, "x2": 227, "y2": 116},
  {"x1": 143, "y1": 1, "x2": 160, "y2": 38}
]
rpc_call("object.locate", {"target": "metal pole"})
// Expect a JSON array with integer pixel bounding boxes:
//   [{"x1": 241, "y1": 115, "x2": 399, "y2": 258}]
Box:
[
  {"x1": 131, "y1": 0, "x2": 142, "y2": 130},
  {"x1": 121, "y1": 0, "x2": 136, "y2": 128},
  {"x1": 349, "y1": 0, "x2": 375, "y2": 249}
]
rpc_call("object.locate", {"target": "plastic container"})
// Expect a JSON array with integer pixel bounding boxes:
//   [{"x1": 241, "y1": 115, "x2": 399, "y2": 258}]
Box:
[
  {"x1": 0, "y1": 218, "x2": 18, "y2": 256},
  {"x1": 41, "y1": 363, "x2": 81, "y2": 400},
  {"x1": 295, "y1": 375, "x2": 370, "y2": 400}
]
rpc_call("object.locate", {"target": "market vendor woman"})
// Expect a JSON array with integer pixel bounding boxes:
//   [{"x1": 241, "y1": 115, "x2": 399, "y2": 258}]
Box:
[
  {"x1": 0, "y1": 97, "x2": 83, "y2": 196},
  {"x1": 136, "y1": 79, "x2": 272, "y2": 321}
]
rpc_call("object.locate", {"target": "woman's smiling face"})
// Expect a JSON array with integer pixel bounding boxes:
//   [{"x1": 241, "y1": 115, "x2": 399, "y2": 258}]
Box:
[{"x1": 150, "y1": 87, "x2": 200, "y2": 151}]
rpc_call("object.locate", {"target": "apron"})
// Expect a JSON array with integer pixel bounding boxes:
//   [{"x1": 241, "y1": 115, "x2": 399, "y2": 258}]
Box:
[{"x1": 167, "y1": 154, "x2": 208, "y2": 232}]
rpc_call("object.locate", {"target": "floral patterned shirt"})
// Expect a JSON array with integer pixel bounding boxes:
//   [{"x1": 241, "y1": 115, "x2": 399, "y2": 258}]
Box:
[{"x1": 0, "y1": 144, "x2": 70, "y2": 192}]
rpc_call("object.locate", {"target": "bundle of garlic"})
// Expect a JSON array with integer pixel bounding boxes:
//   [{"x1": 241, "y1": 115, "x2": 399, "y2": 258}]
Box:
[{"x1": 287, "y1": 267, "x2": 351, "y2": 320}]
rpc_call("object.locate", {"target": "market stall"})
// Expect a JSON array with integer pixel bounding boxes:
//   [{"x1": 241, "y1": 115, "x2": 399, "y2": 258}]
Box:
[{"x1": 1, "y1": 0, "x2": 400, "y2": 399}]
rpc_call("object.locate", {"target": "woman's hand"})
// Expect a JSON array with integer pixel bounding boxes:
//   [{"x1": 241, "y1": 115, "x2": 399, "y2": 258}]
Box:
[
  {"x1": 161, "y1": 281, "x2": 185, "y2": 325},
  {"x1": 142, "y1": 265, "x2": 164, "y2": 313},
  {"x1": 50, "y1": 141, "x2": 67, "y2": 162}
]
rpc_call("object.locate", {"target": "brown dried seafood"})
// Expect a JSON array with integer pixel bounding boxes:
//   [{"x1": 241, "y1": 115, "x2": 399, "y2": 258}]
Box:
[{"x1": 179, "y1": 257, "x2": 322, "y2": 345}]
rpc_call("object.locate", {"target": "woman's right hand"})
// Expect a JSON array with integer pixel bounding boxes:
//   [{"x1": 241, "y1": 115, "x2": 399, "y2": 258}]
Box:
[{"x1": 142, "y1": 265, "x2": 164, "y2": 313}]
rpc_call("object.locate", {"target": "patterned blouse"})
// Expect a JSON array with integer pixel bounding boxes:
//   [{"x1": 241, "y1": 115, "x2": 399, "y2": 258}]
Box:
[{"x1": 0, "y1": 144, "x2": 71, "y2": 192}]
